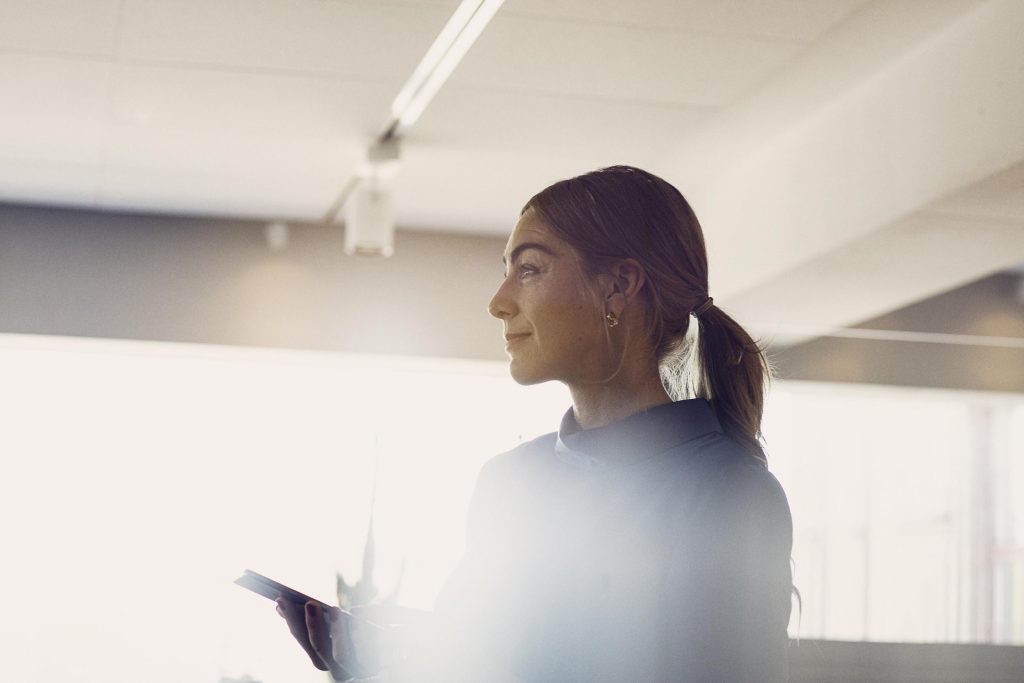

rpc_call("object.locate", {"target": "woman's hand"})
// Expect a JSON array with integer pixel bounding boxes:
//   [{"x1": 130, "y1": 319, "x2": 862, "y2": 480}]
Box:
[
  {"x1": 277, "y1": 599, "x2": 523, "y2": 682},
  {"x1": 276, "y1": 599, "x2": 364, "y2": 681}
]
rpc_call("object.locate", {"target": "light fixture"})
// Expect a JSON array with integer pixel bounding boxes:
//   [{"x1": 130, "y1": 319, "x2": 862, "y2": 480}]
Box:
[
  {"x1": 336, "y1": 139, "x2": 400, "y2": 257},
  {"x1": 385, "y1": 0, "x2": 504, "y2": 136},
  {"x1": 264, "y1": 221, "x2": 290, "y2": 251},
  {"x1": 344, "y1": 176, "x2": 395, "y2": 257},
  {"x1": 323, "y1": 0, "x2": 505, "y2": 250}
]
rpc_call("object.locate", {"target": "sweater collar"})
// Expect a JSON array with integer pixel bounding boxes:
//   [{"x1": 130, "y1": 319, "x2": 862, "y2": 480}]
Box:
[{"x1": 554, "y1": 399, "x2": 722, "y2": 471}]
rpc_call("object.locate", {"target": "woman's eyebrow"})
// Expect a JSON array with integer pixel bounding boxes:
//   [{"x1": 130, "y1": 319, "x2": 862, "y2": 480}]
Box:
[{"x1": 502, "y1": 242, "x2": 555, "y2": 266}]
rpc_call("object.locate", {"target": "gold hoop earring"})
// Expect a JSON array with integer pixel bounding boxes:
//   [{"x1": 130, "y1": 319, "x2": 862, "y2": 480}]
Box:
[{"x1": 605, "y1": 312, "x2": 619, "y2": 328}]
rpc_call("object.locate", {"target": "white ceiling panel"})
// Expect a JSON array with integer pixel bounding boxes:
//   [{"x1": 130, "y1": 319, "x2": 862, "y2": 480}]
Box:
[
  {"x1": 99, "y1": 124, "x2": 363, "y2": 218},
  {"x1": 927, "y1": 161, "x2": 1024, "y2": 222},
  {"x1": 108, "y1": 63, "x2": 394, "y2": 139},
  {"x1": 0, "y1": 54, "x2": 108, "y2": 165},
  {"x1": 723, "y1": 211, "x2": 1024, "y2": 343},
  {"x1": 0, "y1": 0, "x2": 121, "y2": 56},
  {"x1": 451, "y1": 12, "x2": 806, "y2": 107},
  {"x1": 118, "y1": 0, "x2": 456, "y2": 81},
  {"x1": 414, "y1": 85, "x2": 713, "y2": 158},
  {"x1": 391, "y1": 143, "x2": 662, "y2": 234},
  {"x1": 503, "y1": 0, "x2": 869, "y2": 42},
  {"x1": 0, "y1": 161, "x2": 104, "y2": 207},
  {"x1": 662, "y1": 0, "x2": 991, "y2": 190}
]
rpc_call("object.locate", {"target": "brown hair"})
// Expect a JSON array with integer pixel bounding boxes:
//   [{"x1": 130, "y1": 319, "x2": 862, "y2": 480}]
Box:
[{"x1": 522, "y1": 165, "x2": 770, "y2": 461}]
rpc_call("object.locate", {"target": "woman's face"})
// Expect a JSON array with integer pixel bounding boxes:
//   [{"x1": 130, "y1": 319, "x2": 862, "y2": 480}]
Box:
[{"x1": 488, "y1": 210, "x2": 612, "y2": 386}]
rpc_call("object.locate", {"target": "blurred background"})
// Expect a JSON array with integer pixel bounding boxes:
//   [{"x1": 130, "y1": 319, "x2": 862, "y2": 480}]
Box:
[{"x1": 0, "y1": 1, "x2": 1022, "y2": 682}]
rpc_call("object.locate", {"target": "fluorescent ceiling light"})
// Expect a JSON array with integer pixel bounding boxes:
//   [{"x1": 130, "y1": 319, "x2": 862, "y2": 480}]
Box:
[{"x1": 389, "y1": 0, "x2": 504, "y2": 132}]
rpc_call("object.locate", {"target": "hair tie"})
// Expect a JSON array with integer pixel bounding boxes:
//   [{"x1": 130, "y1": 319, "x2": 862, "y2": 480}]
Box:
[{"x1": 691, "y1": 296, "x2": 714, "y2": 318}]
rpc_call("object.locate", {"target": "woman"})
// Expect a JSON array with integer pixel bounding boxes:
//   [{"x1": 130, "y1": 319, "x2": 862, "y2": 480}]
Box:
[{"x1": 279, "y1": 166, "x2": 793, "y2": 682}]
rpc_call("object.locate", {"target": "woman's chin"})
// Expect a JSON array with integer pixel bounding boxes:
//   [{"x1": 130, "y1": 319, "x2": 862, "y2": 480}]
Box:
[{"x1": 507, "y1": 359, "x2": 547, "y2": 386}]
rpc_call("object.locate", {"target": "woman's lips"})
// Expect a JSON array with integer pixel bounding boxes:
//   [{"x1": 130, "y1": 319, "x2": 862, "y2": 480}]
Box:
[{"x1": 504, "y1": 333, "x2": 530, "y2": 349}]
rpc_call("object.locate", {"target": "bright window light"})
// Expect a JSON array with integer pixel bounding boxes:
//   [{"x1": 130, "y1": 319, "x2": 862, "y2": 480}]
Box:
[
  {"x1": 766, "y1": 381, "x2": 1024, "y2": 644},
  {"x1": 0, "y1": 333, "x2": 568, "y2": 683},
  {"x1": 2, "y1": 335, "x2": 1022, "y2": 683}
]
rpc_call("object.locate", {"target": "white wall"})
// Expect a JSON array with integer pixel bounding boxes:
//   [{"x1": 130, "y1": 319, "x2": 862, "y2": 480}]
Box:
[{"x1": 0, "y1": 202, "x2": 509, "y2": 361}]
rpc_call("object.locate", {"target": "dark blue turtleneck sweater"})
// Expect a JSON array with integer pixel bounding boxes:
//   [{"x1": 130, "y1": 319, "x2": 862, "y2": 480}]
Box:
[{"x1": 434, "y1": 399, "x2": 793, "y2": 682}]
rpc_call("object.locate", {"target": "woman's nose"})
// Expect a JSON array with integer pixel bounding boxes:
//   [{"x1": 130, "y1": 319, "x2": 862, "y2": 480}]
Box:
[{"x1": 488, "y1": 280, "x2": 516, "y2": 320}]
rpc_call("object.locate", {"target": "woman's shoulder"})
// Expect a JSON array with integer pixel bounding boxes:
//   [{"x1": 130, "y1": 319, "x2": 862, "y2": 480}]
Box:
[
  {"x1": 712, "y1": 452, "x2": 789, "y2": 520},
  {"x1": 680, "y1": 427, "x2": 777, "y2": 484},
  {"x1": 655, "y1": 431, "x2": 791, "y2": 532},
  {"x1": 715, "y1": 431, "x2": 784, "y2": 484},
  {"x1": 679, "y1": 435, "x2": 792, "y2": 549},
  {"x1": 477, "y1": 431, "x2": 559, "y2": 484}
]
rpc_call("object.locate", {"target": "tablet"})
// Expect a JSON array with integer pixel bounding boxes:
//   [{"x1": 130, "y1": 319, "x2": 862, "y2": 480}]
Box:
[{"x1": 234, "y1": 569, "x2": 332, "y2": 607}]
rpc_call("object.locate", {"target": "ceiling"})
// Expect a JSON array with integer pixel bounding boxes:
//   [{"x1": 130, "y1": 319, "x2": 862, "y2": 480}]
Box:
[{"x1": 1, "y1": 0, "x2": 1022, "y2": 341}]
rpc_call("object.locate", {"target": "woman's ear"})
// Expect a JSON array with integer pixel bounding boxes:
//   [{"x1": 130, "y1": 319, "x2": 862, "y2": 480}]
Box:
[{"x1": 604, "y1": 259, "x2": 647, "y2": 312}]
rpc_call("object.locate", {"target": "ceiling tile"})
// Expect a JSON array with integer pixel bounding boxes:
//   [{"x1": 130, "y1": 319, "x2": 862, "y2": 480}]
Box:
[
  {"x1": 927, "y1": 161, "x2": 1024, "y2": 222},
  {"x1": 450, "y1": 13, "x2": 806, "y2": 107},
  {"x1": 415, "y1": 84, "x2": 713, "y2": 160},
  {"x1": 99, "y1": 124, "x2": 364, "y2": 219},
  {"x1": 0, "y1": 162, "x2": 103, "y2": 208},
  {"x1": 118, "y1": 0, "x2": 454, "y2": 81},
  {"x1": 107, "y1": 63, "x2": 394, "y2": 139},
  {"x1": 0, "y1": 54, "x2": 108, "y2": 165},
  {"x1": 503, "y1": 0, "x2": 869, "y2": 42},
  {"x1": 392, "y1": 144, "x2": 652, "y2": 234},
  {"x1": 0, "y1": 0, "x2": 121, "y2": 56}
]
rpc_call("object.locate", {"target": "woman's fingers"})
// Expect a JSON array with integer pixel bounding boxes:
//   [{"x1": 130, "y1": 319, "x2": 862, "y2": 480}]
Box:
[
  {"x1": 277, "y1": 598, "x2": 366, "y2": 680},
  {"x1": 305, "y1": 601, "x2": 351, "y2": 681},
  {"x1": 276, "y1": 599, "x2": 329, "y2": 671}
]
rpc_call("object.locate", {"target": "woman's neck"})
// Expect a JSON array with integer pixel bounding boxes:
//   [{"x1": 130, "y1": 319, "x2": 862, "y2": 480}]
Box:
[{"x1": 568, "y1": 371, "x2": 672, "y2": 430}]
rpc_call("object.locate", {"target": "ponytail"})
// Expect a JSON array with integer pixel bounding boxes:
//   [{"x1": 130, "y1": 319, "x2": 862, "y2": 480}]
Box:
[{"x1": 690, "y1": 304, "x2": 771, "y2": 462}]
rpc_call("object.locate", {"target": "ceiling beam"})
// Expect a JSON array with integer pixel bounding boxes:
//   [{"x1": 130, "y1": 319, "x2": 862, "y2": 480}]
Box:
[{"x1": 662, "y1": 0, "x2": 1023, "y2": 335}]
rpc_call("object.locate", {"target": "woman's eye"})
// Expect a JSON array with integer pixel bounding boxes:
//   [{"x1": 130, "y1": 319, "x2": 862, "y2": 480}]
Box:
[{"x1": 518, "y1": 264, "x2": 538, "y2": 278}]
